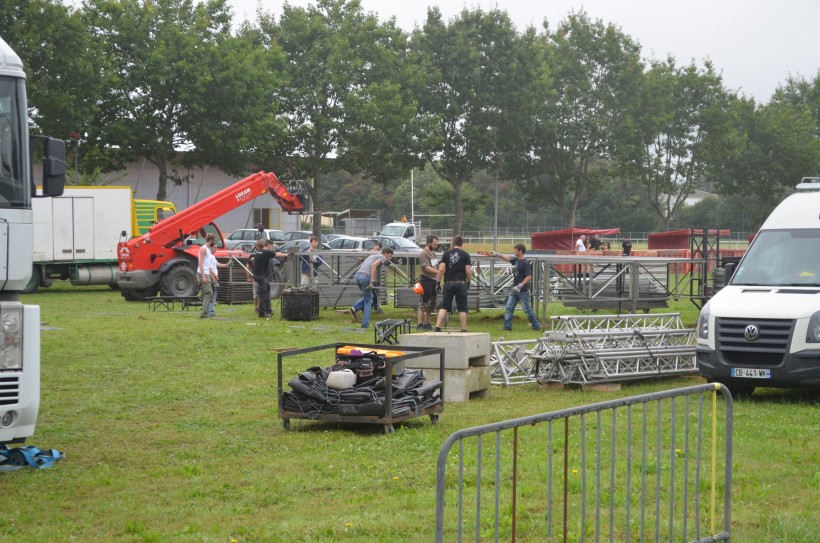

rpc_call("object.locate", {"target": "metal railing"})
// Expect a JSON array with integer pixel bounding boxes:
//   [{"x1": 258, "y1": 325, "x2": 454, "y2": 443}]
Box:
[{"x1": 435, "y1": 384, "x2": 733, "y2": 543}]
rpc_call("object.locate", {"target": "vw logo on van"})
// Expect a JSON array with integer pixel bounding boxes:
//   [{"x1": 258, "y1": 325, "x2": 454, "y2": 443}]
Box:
[{"x1": 744, "y1": 324, "x2": 760, "y2": 342}]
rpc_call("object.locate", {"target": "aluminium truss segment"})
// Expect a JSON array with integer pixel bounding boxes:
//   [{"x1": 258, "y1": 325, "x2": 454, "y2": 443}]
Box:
[
  {"x1": 489, "y1": 339, "x2": 539, "y2": 386},
  {"x1": 551, "y1": 312, "x2": 688, "y2": 334}
]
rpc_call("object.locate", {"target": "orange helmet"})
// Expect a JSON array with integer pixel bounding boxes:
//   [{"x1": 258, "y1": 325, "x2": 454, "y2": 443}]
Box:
[{"x1": 413, "y1": 282, "x2": 424, "y2": 295}]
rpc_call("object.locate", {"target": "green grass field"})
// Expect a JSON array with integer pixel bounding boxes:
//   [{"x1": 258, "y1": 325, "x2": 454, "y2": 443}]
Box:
[{"x1": 3, "y1": 284, "x2": 817, "y2": 542}]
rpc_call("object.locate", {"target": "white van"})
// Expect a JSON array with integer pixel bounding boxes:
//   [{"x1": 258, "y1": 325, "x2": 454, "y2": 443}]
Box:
[
  {"x1": 696, "y1": 178, "x2": 820, "y2": 395},
  {"x1": 379, "y1": 221, "x2": 418, "y2": 244}
]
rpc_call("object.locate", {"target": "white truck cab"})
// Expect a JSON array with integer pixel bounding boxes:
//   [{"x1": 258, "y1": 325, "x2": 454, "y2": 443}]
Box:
[
  {"x1": 696, "y1": 178, "x2": 820, "y2": 395},
  {"x1": 1, "y1": 35, "x2": 65, "y2": 443}
]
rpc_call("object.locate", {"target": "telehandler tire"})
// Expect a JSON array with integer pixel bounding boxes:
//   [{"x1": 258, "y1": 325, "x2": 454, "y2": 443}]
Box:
[{"x1": 160, "y1": 264, "x2": 198, "y2": 298}]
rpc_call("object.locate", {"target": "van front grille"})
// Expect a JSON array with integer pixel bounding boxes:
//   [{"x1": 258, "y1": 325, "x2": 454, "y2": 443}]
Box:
[{"x1": 716, "y1": 317, "x2": 794, "y2": 367}]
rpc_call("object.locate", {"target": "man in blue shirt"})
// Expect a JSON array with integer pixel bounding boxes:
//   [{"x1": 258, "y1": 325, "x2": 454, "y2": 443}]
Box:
[
  {"x1": 492, "y1": 243, "x2": 541, "y2": 332},
  {"x1": 299, "y1": 235, "x2": 324, "y2": 287}
]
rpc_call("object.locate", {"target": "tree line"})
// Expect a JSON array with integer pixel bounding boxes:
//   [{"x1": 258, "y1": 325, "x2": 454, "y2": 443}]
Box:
[{"x1": 3, "y1": 0, "x2": 819, "y2": 234}]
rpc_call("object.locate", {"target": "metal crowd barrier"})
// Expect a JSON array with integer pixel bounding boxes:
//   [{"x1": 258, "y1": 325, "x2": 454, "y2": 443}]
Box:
[{"x1": 435, "y1": 384, "x2": 733, "y2": 543}]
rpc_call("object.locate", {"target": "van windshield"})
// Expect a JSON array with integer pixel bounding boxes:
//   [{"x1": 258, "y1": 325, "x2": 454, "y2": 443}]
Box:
[
  {"x1": 732, "y1": 229, "x2": 820, "y2": 287},
  {"x1": 381, "y1": 224, "x2": 409, "y2": 237}
]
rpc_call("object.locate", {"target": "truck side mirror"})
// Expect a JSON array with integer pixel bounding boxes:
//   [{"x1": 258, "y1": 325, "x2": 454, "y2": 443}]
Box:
[{"x1": 34, "y1": 136, "x2": 66, "y2": 197}]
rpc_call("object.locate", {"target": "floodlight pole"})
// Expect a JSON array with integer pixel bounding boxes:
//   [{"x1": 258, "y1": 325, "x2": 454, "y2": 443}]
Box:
[
  {"x1": 493, "y1": 160, "x2": 499, "y2": 252},
  {"x1": 411, "y1": 169, "x2": 414, "y2": 222}
]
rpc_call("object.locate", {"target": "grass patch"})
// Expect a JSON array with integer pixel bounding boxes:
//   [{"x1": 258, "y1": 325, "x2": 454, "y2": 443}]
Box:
[{"x1": 3, "y1": 283, "x2": 816, "y2": 542}]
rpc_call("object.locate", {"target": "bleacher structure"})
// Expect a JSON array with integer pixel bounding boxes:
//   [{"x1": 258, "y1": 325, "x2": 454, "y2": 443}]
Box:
[{"x1": 490, "y1": 313, "x2": 697, "y2": 386}]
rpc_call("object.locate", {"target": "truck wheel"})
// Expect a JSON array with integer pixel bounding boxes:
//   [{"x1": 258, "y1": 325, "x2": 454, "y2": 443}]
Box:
[
  {"x1": 160, "y1": 264, "x2": 198, "y2": 297},
  {"x1": 22, "y1": 266, "x2": 41, "y2": 294}
]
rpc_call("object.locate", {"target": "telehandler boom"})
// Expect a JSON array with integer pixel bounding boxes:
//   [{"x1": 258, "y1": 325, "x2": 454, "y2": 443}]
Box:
[{"x1": 116, "y1": 171, "x2": 302, "y2": 300}]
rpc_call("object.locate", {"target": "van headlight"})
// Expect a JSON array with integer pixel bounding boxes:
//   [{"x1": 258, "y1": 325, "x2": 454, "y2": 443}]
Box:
[
  {"x1": 807, "y1": 310, "x2": 820, "y2": 343},
  {"x1": 697, "y1": 303, "x2": 710, "y2": 340},
  {"x1": 0, "y1": 306, "x2": 24, "y2": 370}
]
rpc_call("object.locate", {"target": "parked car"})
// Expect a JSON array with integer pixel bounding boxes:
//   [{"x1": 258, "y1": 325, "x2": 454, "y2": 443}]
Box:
[
  {"x1": 328, "y1": 236, "x2": 369, "y2": 250},
  {"x1": 284, "y1": 230, "x2": 329, "y2": 243},
  {"x1": 225, "y1": 228, "x2": 286, "y2": 251},
  {"x1": 279, "y1": 239, "x2": 331, "y2": 253},
  {"x1": 365, "y1": 235, "x2": 422, "y2": 253},
  {"x1": 364, "y1": 235, "x2": 423, "y2": 263}
]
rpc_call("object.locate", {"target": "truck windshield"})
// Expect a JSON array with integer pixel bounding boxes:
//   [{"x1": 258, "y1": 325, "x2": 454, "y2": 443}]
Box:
[
  {"x1": 732, "y1": 229, "x2": 820, "y2": 287},
  {"x1": 0, "y1": 77, "x2": 27, "y2": 208}
]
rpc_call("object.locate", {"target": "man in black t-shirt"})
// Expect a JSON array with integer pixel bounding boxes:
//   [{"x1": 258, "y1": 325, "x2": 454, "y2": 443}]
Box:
[
  {"x1": 251, "y1": 240, "x2": 288, "y2": 318},
  {"x1": 589, "y1": 235, "x2": 602, "y2": 250},
  {"x1": 434, "y1": 235, "x2": 472, "y2": 332},
  {"x1": 621, "y1": 236, "x2": 632, "y2": 256}
]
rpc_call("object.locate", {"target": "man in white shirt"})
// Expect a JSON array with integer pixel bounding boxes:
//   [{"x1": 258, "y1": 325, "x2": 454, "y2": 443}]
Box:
[{"x1": 575, "y1": 235, "x2": 587, "y2": 252}]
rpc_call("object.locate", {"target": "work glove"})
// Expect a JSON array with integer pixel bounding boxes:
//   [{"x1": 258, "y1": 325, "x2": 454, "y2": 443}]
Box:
[
  {"x1": 491, "y1": 251, "x2": 499, "y2": 257},
  {"x1": 368, "y1": 282, "x2": 375, "y2": 290},
  {"x1": 512, "y1": 283, "x2": 523, "y2": 293},
  {"x1": 436, "y1": 283, "x2": 442, "y2": 294}
]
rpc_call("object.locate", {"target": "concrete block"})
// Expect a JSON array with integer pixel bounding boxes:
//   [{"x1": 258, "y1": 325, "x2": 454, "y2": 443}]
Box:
[
  {"x1": 417, "y1": 365, "x2": 491, "y2": 403},
  {"x1": 400, "y1": 332, "x2": 491, "y2": 369}
]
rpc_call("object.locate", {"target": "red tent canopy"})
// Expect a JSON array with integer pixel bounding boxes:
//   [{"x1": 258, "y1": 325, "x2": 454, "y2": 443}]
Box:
[
  {"x1": 647, "y1": 229, "x2": 731, "y2": 250},
  {"x1": 531, "y1": 227, "x2": 621, "y2": 251}
]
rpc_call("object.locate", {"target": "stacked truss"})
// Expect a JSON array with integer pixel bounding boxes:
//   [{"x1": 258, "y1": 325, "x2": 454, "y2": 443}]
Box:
[{"x1": 489, "y1": 313, "x2": 698, "y2": 387}]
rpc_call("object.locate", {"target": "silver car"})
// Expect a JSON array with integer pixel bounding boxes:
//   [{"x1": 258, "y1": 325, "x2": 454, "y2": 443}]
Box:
[
  {"x1": 224, "y1": 228, "x2": 286, "y2": 251},
  {"x1": 328, "y1": 236, "x2": 369, "y2": 250}
]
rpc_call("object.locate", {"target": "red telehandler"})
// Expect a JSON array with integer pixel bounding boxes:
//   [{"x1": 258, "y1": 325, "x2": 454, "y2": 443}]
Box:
[{"x1": 116, "y1": 171, "x2": 303, "y2": 301}]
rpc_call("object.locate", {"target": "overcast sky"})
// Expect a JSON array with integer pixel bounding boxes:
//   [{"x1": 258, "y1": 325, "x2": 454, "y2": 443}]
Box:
[{"x1": 226, "y1": 0, "x2": 820, "y2": 102}]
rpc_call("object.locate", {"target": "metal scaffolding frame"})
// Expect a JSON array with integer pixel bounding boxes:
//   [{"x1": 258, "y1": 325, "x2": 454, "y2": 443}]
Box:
[{"x1": 284, "y1": 251, "x2": 705, "y2": 314}]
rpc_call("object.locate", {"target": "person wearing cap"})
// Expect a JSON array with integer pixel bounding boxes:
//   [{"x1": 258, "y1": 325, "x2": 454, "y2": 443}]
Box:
[{"x1": 492, "y1": 244, "x2": 541, "y2": 332}]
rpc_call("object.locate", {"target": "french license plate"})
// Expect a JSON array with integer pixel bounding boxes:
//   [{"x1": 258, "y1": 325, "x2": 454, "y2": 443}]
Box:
[{"x1": 731, "y1": 367, "x2": 771, "y2": 379}]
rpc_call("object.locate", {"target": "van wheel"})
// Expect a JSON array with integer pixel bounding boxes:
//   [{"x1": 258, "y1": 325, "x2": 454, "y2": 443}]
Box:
[{"x1": 160, "y1": 264, "x2": 198, "y2": 297}]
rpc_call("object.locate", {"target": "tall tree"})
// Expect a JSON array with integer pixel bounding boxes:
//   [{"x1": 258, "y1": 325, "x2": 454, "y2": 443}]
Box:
[
  {"x1": 1, "y1": 0, "x2": 104, "y2": 179},
  {"x1": 257, "y1": 0, "x2": 419, "y2": 236},
  {"x1": 527, "y1": 11, "x2": 644, "y2": 227},
  {"x1": 625, "y1": 58, "x2": 738, "y2": 230},
  {"x1": 715, "y1": 73, "x2": 820, "y2": 213},
  {"x1": 82, "y1": 0, "x2": 274, "y2": 200},
  {"x1": 412, "y1": 7, "x2": 546, "y2": 235}
]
